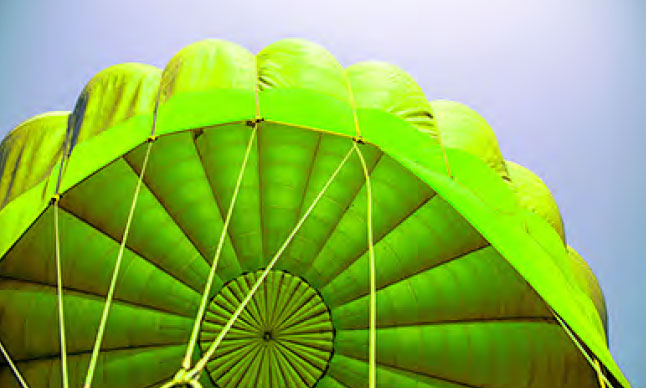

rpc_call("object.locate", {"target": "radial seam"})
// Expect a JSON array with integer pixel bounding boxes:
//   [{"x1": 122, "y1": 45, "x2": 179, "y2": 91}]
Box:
[
  {"x1": 56, "y1": 206, "x2": 204, "y2": 296},
  {"x1": 316, "y1": 189, "x2": 437, "y2": 291},
  {"x1": 300, "y1": 151, "x2": 384, "y2": 276},
  {"x1": 0, "y1": 275, "x2": 197, "y2": 319},
  {"x1": 122, "y1": 155, "x2": 215, "y2": 269},
  {"x1": 332, "y1": 242, "x2": 491, "y2": 310}
]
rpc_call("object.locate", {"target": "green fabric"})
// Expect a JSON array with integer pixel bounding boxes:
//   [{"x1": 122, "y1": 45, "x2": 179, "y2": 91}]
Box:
[
  {"x1": 347, "y1": 61, "x2": 438, "y2": 140},
  {"x1": 567, "y1": 245, "x2": 608, "y2": 333},
  {"x1": 0, "y1": 112, "x2": 68, "y2": 209},
  {"x1": 199, "y1": 270, "x2": 334, "y2": 387},
  {"x1": 429, "y1": 100, "x2": 509, "y2": 179},
  {"x1": 0, "y1": 38, "x2": 630, "y2": 388},
  {"x1": 505, "y1": 160, "x2": 566, "y2": 241},
  {"x1": 67, "y1": 63, "x2": 160, "y2": 151}
]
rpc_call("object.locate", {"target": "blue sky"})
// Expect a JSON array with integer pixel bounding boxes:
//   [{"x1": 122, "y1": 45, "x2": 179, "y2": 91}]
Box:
[{"x1": 1, "y1": 0, "x2": 644, "y2": 386}]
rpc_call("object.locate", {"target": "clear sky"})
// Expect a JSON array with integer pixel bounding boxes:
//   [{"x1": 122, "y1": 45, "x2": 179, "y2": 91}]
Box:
[{"x1": 1, "y1": 0, "x2": 644, "y2": 386}]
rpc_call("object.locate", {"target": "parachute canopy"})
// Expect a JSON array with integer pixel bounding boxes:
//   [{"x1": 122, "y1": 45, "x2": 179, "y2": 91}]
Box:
[{"x1": 0, "y1": 39, "x2": 629, "y2": 388}]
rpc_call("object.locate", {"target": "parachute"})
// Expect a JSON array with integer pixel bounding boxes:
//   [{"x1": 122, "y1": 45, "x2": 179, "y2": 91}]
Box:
[{"x1": 0, "y1": 39, "x2": 631, "y2": 387}]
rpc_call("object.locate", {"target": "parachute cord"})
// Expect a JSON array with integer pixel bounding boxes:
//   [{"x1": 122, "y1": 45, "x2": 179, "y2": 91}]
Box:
[
  {"x1": 53, "y1": 201, "x2": 69, "y2": 388},
  {"x1": 181, "y1": 125, "x2": 257, "y2": 371},
  {"x1": 83, "y1": 140, "x2": 154, "y2": 388},
  {"x1": 179, "y1": 144, "x2": 355, "y2": 384},
  {"x1": 343, "y1": 70, "x2": 361, "y2": 139},
  {"x1": 595, "y1": 359, "x2": 608, "y2": 388},
  {"x1": 552, "y1": 312, "x2": 614, "y2": 388},
  {"x1": 0, "y1": 337, "x2": 29, "y2": 388},
  {"x1": 353, "y1": 142, "x2": 376, "y2": 388}
]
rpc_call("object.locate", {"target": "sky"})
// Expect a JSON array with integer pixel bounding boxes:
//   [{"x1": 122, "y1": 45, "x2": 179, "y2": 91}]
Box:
[{"x1": 1, "y1": 0, "x2": 644, "y2": 386}]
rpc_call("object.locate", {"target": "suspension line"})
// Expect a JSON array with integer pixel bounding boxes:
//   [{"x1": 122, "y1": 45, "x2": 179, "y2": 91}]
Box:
[
  {"x1": 53, "y1": 200, "x2": 69, "y2": 388},
  {"x1": 179, "y1": 143, "x2": 356, "y2": 385},
  {"x1": 182, "y1": 125, "x2": 257, "y2": 370},
  {"x1": 0, "y1": 337, "x2": 30, "y2": 388},
  {"x1": 83, "y1": 139, "x2": 154, "y2": 388},
  {"x1": 353, "y1": 142, "x2": 377, "y2": 388}
]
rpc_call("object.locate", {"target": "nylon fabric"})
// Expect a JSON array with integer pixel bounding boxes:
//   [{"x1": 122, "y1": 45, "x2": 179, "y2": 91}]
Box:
[
  {"x1": 0, "y1": 38, "x2": 631, "y2": 388},
  {"x1": 0, "y1": 112, "x2": 68, "y2": 210},
  {"x1": 67, "y1": 64, "x2": 160, "y2": 153},
  {"x1": 568, "y1": 246, "x2": 608, "y2": 333},
  {"x1": 0, "y1": 125, "x2": 614, "y2": 387},
  {"x1": 257, "y1": 39, "x2": 350, "y2": 104},
  {"x1": 346, "y1": 62, "x2": 438, "y2": 141},
  {"x1": 505, "y1": 160, "x2": 566, "y2": 241},
  {"x1": 430, "y1": 100, "x2": 509, "y2": 179}
]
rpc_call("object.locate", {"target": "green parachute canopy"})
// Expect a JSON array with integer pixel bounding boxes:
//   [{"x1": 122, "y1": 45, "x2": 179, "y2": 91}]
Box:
[{"x1": 0, "y1": 38, "x2": 630, "y2": 388}]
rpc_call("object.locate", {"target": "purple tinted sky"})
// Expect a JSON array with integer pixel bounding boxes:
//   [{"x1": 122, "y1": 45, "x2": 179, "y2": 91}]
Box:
[{"x1": 1, "y1": 0, "x2": 644, "y2": 385}]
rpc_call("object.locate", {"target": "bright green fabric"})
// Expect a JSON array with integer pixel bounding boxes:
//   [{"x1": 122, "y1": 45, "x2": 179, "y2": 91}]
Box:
[
  {"x1": 505, "y1": 160, "x2": 566, "y2": 241},
  {"x1": 0, "y1": 112, "x2": 68, "y2": 209},
  {"x1": 567, "y1": 245, "x2": 608, "y2": 333},
  {"x1": 0, "y1": 38, "x2": 630, "y2": 388},
  {"x1": 429, "y1": 100, "x2": 509, "y2": 179}
]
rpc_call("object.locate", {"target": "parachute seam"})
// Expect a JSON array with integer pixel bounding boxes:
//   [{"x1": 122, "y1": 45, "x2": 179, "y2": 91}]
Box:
[
  {"x1": 300, "y1": 151, "x2": 384, "y2": 278},
  {"x1": 2, "y1": 342, "x2": 189, "y2": 365},
  {"x1": 330, "y1": 241, "x2": 493, "y2": 310},
  {"x1": 0, "y1": 274, "x2": 198, "y2": 319},
  {"x1": 56, "y1": 204, "x2": 205, "y2": 296},
  {"x1": 191, "y1": 131, "x2": 246, "y2": 275},
  {"x1": 315, "y1": 190, "x2": 437, "y2": 292},
  {"x1": 338, "y1": 352, "x2": 483, "y2": 388},
  {"x1": 274, "y1": 340, "x2": 318, "y2": 384},
  {"x1": 210, "y1": 281, "x2": 264, "y2": 328},
  {"x1": 337, "y1": 316, "x2": 558, "y2": 330},
  {"x1": 121, "y1": 155, "x2": 218, "y2": 270},
  {"x1": 325, "y1": 375, "x2": 351, "y2": 388},
  {"x1": 293, "y1": 132, "x2": 323, "y2": 227},
  {"x1": 264, "y1": 119, "x2": 355, "y2": 140}
]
